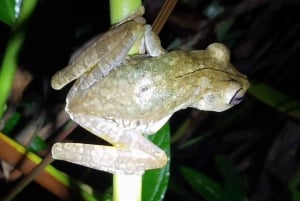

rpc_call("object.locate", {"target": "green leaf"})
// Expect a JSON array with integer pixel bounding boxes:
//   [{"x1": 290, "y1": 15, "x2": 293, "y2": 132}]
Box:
[
  {"x1": 0, "y1": 0, "x2": 37, "y2": 119},
  {"x1": 29, "y1": 135, "x2": 47, "y2": 152},
  {"x1": 289, "y1": 167, "x2": 300, "y2": 201},
  {"x1": 2, "y1": 112, "x2": 21, "y2": 134},
  {"x1": 0, "y1": 32, "x2": 24, "y2": 119},
  {"x1": 142, "y1": 123, "x2": 171, "y2": 201},
  {"x1": 180, "y1": 166, "x2": 226, "y2": 201},
  {"x1": 0, "y1": 0, "x2": 17, "y2": 26},
  {"x1": 102, "y1": 187, "x2": 113, "y2": 201},
  {"x1": 214, "y1": 156, "x2": 248, "y2": 201},
  {"x1": 249, "y1": 82, "x2": 300, "y2": 119}
]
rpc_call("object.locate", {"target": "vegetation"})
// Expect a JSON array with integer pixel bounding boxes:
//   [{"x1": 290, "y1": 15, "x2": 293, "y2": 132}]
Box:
[{"x1": 1, "y1": 0, "x2": 300, "y2": 201}]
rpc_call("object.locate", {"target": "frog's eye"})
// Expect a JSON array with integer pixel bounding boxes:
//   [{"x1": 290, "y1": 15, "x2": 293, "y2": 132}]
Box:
[
  {"x1": 207, "y1": 43, "x2": 230, "y2": 64},
  {"x1": 229, "y1": 88, "x2": 245, "y2": 105}
]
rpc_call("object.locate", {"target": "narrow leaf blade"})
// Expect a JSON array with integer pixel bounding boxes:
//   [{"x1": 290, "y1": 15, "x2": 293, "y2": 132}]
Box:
[
  {"x1": 0, "y1": 0, "x2": 16, "y2": 26},
  {"x1": 142, "y1": 123, "x2": 171, "y2": 201},
  {"x1": 180, "y1": 166, "x2": 226, "y2": 201}
]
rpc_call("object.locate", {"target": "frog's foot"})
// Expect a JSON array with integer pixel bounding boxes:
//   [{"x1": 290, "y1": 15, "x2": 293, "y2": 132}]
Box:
[{"x1": 52, "y1": 143, "x2": 167, "y2": 175}]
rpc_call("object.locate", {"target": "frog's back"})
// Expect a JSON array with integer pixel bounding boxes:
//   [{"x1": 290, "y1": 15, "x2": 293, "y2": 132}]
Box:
[
  {"x1": 67, "y1": 45, "x2": 249, "y2": 123},
  {"x1": 66, "y1": 51, "x2": 191, "y2": 121}
]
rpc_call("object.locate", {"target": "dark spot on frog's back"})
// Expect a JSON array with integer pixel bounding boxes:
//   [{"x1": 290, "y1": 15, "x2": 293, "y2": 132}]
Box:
[
  {"x1": 135, "y1": 86, "x2": 147, "y2": 97},
  {"x1": 141, "y1": 86, "x2": 148, "y2": 92}
]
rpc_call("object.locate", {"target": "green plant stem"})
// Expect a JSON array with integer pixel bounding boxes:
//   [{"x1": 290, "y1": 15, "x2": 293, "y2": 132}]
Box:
[
  {"x1": 113, "y1": 174, "x2": 142, "y2": 201},
  {"x1": 109, "y1": 0, "x2": 141, "y2": 25},
  {"x1": 0, "y1": 126, "x2": 99, "y2": 201},
  {"x1": 109, "y1": 0, "x2": 142, "y2": 200}
]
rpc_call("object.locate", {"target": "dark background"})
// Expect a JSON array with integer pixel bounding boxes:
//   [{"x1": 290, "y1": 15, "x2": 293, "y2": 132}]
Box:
[{"x1": 1, "y1": 0, "x2": 300, "y2": 200}]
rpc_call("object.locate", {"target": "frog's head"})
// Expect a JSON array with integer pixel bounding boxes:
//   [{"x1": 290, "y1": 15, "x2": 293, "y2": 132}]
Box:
[{"x1": 189, "y1": 43, "x2": 250, "y2": 112}]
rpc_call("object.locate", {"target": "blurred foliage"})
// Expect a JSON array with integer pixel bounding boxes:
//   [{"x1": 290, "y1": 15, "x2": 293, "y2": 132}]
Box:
[
  {"x1": 28, "y1": 135, "x2": 47, "y2": 153},
  {"x1": 2, "y1": 111, "x2": 21, "y2": 134},
  {"x1": 0, "y1": 0, "x2": 300, "y2": 200},
  {"x1": 143, "y1": 123, "x2": 170, "y2": 201},
  {"x1": 180, "y1": 155, "x2": 248, "y2": 201},
  {"x1": 0, "y1": 0, "x2": 16, "y2": 26},
  {"x1": 249, "y1": 82, "x2": 300, "y2": 119},
  {"x1": 0, "y1": 0, "x2": 37, "y2": 119}
]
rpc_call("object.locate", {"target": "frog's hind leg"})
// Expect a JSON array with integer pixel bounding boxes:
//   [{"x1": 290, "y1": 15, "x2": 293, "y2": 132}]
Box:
[
  {"x1": 52, "y1": 138, "x2": 167, "y2": 175},
  {"x1": 51, "y1": 115, "x2": 167, "y2": 175}
]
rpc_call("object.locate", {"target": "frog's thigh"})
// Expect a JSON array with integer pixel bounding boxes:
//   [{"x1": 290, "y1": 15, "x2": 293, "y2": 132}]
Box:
[
  {"x1": 52, "y1": 115, "x2": 167, "y2": 174},
  {"x1": 52, "y1": 139, "x2": 166, "y2": 175}
]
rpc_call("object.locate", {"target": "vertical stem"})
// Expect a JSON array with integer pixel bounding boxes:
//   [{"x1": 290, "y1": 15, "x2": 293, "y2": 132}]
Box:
[
  {"x1": 113, "y1": 175, "x2": 142, "y2": 201},
  {"x1": 109, "y1": 1, "x2": 142, "y2": 201},
  {"x1": 109, "y1": 0, "x2": 141, "y2": 25}
]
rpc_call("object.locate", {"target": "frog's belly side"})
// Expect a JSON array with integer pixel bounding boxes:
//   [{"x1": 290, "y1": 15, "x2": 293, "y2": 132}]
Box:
[{"x1": 67, "y1": 106, "x2": 171, "y2": 136}]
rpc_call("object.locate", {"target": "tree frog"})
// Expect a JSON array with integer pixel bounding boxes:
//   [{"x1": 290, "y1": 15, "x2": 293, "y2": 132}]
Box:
[{"x1": 51, "y1": 7, "x2": 249, "y2": 175}]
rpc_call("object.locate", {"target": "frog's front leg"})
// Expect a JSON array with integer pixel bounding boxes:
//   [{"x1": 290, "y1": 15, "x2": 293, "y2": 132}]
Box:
[
  {"x1": 144, "y1": 25, "x2": 166, "y2": 56},
  {"x1": 52, "y1": 116, "x2": 167, "y2": 175},
  {"x1": 51, "y1": 19, "x2": 147, "y2": 90}
]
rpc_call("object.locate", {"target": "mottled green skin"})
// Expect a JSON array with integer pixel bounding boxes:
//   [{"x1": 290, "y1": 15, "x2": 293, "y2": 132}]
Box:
[
  {"x1": 68, "y1": 46, "x2": 249, "y2": 127},
  {"x1": 51, "y1": 15, "x2": 249, "y2": 175}
]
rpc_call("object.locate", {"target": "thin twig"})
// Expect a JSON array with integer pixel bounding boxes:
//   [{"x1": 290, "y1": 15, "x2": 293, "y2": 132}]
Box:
[
  {"x1": 152, "y1": 0, "x2": 178, "y2": 34},
  {"x1": 2, "y1": 121, "x2": 77, "y2": 201}
]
